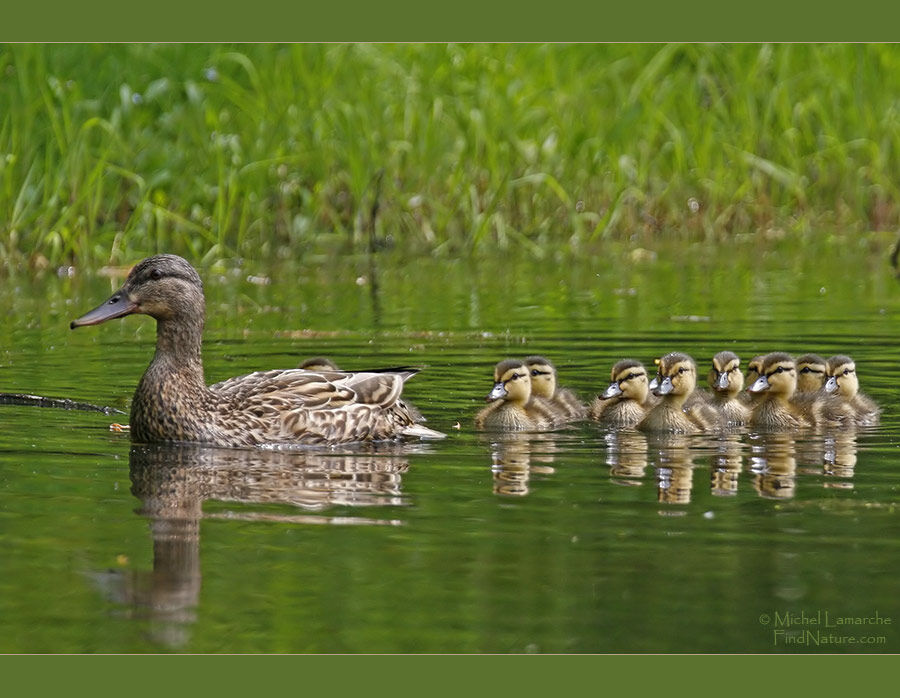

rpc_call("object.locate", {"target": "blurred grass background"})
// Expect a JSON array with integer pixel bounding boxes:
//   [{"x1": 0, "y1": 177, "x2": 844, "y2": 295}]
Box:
[{"x1": 1, "y1": 43, "x2": 898, "y2": 270}]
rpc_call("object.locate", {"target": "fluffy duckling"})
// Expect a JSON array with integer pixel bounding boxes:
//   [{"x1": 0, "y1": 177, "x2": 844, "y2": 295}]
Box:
[
  {"x1": 475, "y1": 359, "x2": 557, "y2": 431},
  {"x1": 638, "y1": 352, "x2": 720, "y2": 433},
  {"x1": 299, "y1": 356, "x2": 340, "y2": 372},
  {"x1": 795, "y1": 353, "x2": 827, "y2": 394},
  {"x1": 707, "y1": 350, "x2": 751, "y2": 426},
  {"x1": 589, "y1": 359, "x2": 655, "y2": 428},
  {"x1": 524, "y1": 355, "x2": 586, "y2": 421},
  {"x1": 747, "y1": 353, "x2": 814, "y2": 428},
  {"x1": 825, "y1": 355, "x2": 881, "y2": 426}
]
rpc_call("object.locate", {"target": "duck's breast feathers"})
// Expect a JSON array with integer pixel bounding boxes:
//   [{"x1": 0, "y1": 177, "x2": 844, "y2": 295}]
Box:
[{"x1": 210, "y1": 368, "x2": 409, "y2": 410}]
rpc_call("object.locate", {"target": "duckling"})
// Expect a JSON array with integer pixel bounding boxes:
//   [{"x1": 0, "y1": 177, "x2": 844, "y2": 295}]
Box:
[
  {"x1": 825, "y1": 355, "x2": 881, "y2": 426},
  {"x1": 638, "y1": 352, "x2": 720, "y2": 433},
  {"x1": 707, "y1": 350, "x2": 751, "y2": 426},
  {"x1": 747, "y1": 352, "x2": 813, "y2": 429},
  {"x1": 474, "y1": 359, "x2": 557, "y2": 431},
  {"x1": 524, "y1": 355, "x2": 586, "y2": 421},
  {"x1": 795, "y1": 353, "x2": 827, "y2": 394},
  {"x1": 299, "y1": 356, "x2": 340, "y2": 372},
  {"x1": 69, "y1": 254, "x2": 444, "y2": 447},
  {"x1": 742, "y1": 354, "x2": 765, "y2": 407},
  {"x1": 589, "y1": 359, "x2": 655, "y2": 428}
]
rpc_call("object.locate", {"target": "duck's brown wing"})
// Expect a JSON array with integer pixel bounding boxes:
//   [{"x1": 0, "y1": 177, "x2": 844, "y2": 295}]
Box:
[{"x1": 210, "y1": 368, "x2": 409, "y2": 410}]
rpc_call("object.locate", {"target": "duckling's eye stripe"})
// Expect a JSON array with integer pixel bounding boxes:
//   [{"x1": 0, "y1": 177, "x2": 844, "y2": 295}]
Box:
[{"x1": 531, "y1": 370, "x2": 551, "y2": 377}]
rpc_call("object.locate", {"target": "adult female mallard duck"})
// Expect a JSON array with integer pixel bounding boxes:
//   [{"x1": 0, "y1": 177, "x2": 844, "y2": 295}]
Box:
[
  {"x1": 706, "y1": 350, "x2": 751, "y2": 426},
  {"x1": 474, "y1": 359, "x2": 557, "y2": 431},
  {"x1": 638, "y1": 352, "x2": 720, "y2": 433},
  {"x1": 70, "y1": 254, "x2": 444, "y2": 447},
  {"x1": 589, "y1": 359, "x2": 656, "y2": 428},
  {"x1": 825, "y1": 355, "x2": 881, "y2": 426},
  {"x1": 524, "y1": 355, "x2": 586, "y2": 421}
]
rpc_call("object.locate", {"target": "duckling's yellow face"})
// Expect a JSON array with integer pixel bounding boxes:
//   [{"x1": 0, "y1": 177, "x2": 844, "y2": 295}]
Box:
[
  {"x1": 745, "y1": 356, "x2": 764, "y2": 388},
  {"x1": 708, "y1": 352, "x2": 743, "y2": 396},
  {"x1": 796, "y1": 355, "x2": 827, "y2": 393},
  {"x1": 526, "y1": 359, "x2": 557, "y2": 399},
  {"x1": 487, "y1": 362, "x2": 532, "y2": 406},
  {"x1": 748, "y1": 354, "x2": 797, "y2": 397},
  {"x1": 825, "y1": 357, "x2": 858, "y2": 399},
  {"x1": 601, "y1": 362, "x2": 649, "y2": 402},
  {"x1": 655, "y1": 355, "x2": 697, "y2": 398}
]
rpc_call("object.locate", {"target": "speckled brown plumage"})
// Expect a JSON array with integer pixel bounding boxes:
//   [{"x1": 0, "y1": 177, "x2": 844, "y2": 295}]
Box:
[{"x1": 71, "y1": 254, "x2": 444, "y2": 447}]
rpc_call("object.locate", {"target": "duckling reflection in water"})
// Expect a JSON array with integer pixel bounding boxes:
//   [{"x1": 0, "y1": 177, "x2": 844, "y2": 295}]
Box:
[
  {"x1": 474, "y1": 359, "x2": 557, "y2": 431},
  {"x1": 825, "y1": 355, "x2": 881, "y2": 426},
  {"x1": 706, "y1": 351, "x2": 751, "y2": 426},
  {"x1": 524, "y1": 355, "x2": 586, "y2": 422},
  {"x1": 637, "y1": 352, "x2": 720, "y2": 433},
  {"x1": 590, "y1": 359, "x2": 656, "y2": 428}
]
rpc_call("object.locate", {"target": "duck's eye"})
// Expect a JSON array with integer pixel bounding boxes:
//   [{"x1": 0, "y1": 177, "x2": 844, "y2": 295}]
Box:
[
  {"x1": 773, "y1": 366, "x2": 784, "y2": 375},
  {"x1": 150, "y1": 268, "x2": 162, "y2": 280},
  {"x1": 843, "y1": 368, "x2": 854, "y2": 376},
  {"x1": 678, "y1": 367, "x2": 686, "y2": 374}
]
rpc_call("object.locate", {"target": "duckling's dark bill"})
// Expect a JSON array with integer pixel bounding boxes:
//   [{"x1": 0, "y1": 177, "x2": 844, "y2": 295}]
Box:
[{"x1": 70, "y1": 292, "x2": 138, "y2": 329}]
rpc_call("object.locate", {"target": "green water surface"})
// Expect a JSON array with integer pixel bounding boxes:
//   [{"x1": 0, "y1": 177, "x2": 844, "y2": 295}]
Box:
[{"x1": 1, "y1": 235, "x2": 898, "y2": 653}]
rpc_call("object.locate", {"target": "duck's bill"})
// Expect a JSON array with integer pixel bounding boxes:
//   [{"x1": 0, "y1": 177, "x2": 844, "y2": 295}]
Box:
[
  {"x1": 601, "y1": 382, "x2": 622, "y2": 399},
  {"x1": 656, "y1": 376, "x2": 674, "y2": 396},
  {"x1": 70, "y1": 291, "x2": 138, "y2": 329},
  {"x1": 487, "y1": 382, "x2": 507, "y2": 402},
  {"x1": 748, "y1": 375, "x2": 769, "y2": 393},
  {"x1": 716, "y1": 372, "x2": 730, "y2": 390},
  {"x1": 824, "y1": 376, "x2": 838, "y2": 394}
]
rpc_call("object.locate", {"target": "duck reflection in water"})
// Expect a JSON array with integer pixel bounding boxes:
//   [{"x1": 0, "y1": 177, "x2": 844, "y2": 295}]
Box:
[
  {"x1": 749, "y1": 432, "x2": 797, "y2": 500},
  {"x1": 647, "y1": 433, "x2": 698, "y2": 505},
  {"x1": 89, "y1": 442, "x2": 418, "y2": 649},
  {"x1": 602, "y1": 429, "x2": 649, "y2": 484},
  {"x1": 482, "y1": 432, "x2": 558, "y2": 497},
  {"x1": 823, "y1": 427, "x2": 858, "y2": 485}
]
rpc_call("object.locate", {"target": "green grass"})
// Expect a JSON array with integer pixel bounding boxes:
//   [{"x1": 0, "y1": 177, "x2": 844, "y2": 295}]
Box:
[{"x1": 1, "y1": 43, "x2": 899, "y2": 269}]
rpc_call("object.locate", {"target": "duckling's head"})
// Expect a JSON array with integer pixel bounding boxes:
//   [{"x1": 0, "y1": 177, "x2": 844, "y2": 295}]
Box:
[
  {"x1": 487, "y1": 359, "x2": 532, "y2": 406},
  {"x1": 748, "y1": 352, "x2": 797, "y2": 397},
  {"x1": 299, "y1": 357, "x2": 340, "y2": 371},
  {"x1": 524, "y1": 355, "x2": 557, "y2": 399},
  {"x1": 795, "y1": 353, "x2": 827, "y2": 393},
  {"x1": 601, "y1": 359, "x2": 650, "y2": 403},
  {"x1": 708, "y1": 350, "x2": 743, "y2": 396},
  {"x1": 745, "y1": 355, "x2": 764, "y2": 390},
  {"x1": 825, "y1": 355, "x2": 859, "y2": 399},
  {"x1": 70, "y1": 254, "x2": 204, "y2": 328},
  {"x1": 648, "y1": 356, "x2": 663, "y2": 392},
  {"x1": 654, "y1": 352, "x2": 697, "y2": 399}
]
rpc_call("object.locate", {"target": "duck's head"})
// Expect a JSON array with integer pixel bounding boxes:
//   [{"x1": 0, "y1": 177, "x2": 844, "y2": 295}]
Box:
[
  {"x1": 601, "y1": 359, "x2": 650, "y2": 402},
  {"x1": 708, "y1": 350, "x2": 743, "y2": 395},
  {"x1": 825, "y1": 355, "x2": 858, "y2": 399},
  {"x1": 653, "y1": 352, "x2": 697, "y2": 398},
  {"x1": 524, "y1": 355, "x2": 557, "y2": 399},
  {"x1": 70, "y1": 254, "x2": 204, "y2": 328},
  {"x1": 486, "y1": 359, "x2": 532, "y2": 406},
  {"x1": 748, "y1": 352, "x2": 797, "y2": 397},
  {"x1": 795, "y1": 353, "x2": 827, "y2": 393}
]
